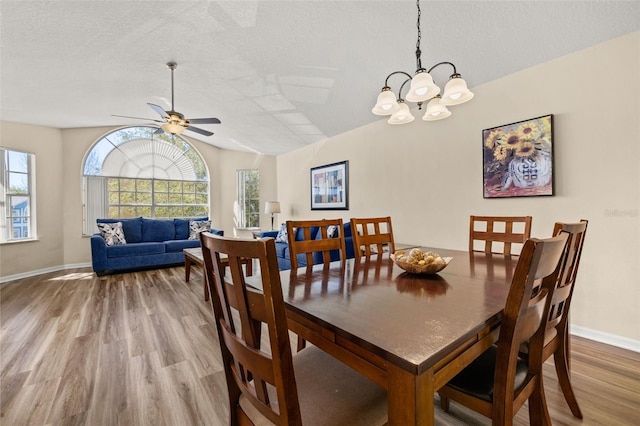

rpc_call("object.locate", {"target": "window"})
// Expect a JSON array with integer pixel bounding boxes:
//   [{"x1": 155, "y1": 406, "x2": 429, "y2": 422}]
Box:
[
  {"x1": 237, "y1": 169, "x2": 260, "y2": 229},
  {"x1": 1, "y1": 147, "x2": 36, "y2": 242},
  {"x1": 82, "y1": 126, "x2": 209, "y2": 234}
]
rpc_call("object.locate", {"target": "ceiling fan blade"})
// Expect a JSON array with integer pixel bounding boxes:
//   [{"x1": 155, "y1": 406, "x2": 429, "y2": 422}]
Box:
[
  {"x1": 147, "y1": 103, "x2": 168, "y2": 120},
  {"x1": 153, "y1": 127, "x2": 164, "y2": 135},
  {"x1": 112, "y1": 114, "x2": 164, "y2": 123},
  {"x1": 188, "y1": 117, "x2": 221, "y2": 124},
  {"x1": 186, "y1": 125, "x2": 214, "y2": 136}
]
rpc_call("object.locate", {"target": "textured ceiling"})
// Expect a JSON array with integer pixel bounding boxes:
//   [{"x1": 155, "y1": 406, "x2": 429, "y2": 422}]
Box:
[{"x1": 1, "y1": 1, "x2": 638, "y2": 155}]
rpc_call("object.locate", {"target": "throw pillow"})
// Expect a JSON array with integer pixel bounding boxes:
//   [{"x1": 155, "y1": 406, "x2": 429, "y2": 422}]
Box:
[
  {"x1": 275, "y1": 223, "x2": 288, "y2": 243},
  {"x1": 327, "y1": 225, "x2": 339, "y2": 238},
  {"x1": 189, "y1": 220, "x2": 211, "y2": 240},
  {"x1": 97, "y1": 222, "x2": 127, "y2": 246}
]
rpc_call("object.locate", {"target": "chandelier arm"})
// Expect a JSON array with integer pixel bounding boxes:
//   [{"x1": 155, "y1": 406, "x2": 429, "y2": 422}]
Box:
[
  {"x1": 426, "y1": 61, "x2": 458, "y2": 76},
  {"x1": 384, "y1": 71, "x2": 413, "y2": 88},
  {"x1": 398, "y1": 78, "x2": 412, "y2": 101}
]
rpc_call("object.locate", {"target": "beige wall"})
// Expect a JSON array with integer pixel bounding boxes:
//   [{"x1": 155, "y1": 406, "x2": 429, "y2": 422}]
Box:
[
  {"x1": 1, "y1": 124, "x2": 277, "y2": 277},
  {"x1": 0, "y1": 122, "x2": 65, "y2": 276},
  {"x1": 276, "y1": 32, "x2": 640, "y2": 345}
]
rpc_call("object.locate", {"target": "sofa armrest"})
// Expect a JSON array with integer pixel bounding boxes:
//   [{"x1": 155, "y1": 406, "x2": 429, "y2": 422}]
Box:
[
  {"x1": 210, "y1": 228, "x2": 224, "y2": 236},
  {"x1": 257, "y1": 230, "x2": 279, "y2": 239},
  {"x1": 90, "y1": 234, "x2": 108, "y2": 272}
]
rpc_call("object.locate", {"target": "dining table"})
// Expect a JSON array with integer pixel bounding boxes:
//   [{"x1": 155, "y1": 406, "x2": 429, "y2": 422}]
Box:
[{"x1": 278, "y1": 247, "x2": 520, "y2": 426}]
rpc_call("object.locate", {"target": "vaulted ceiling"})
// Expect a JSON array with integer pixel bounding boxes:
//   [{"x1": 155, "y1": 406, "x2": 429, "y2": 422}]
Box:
[{"x1": 1, "y1": 1, "x2": 638, "y2": 155}]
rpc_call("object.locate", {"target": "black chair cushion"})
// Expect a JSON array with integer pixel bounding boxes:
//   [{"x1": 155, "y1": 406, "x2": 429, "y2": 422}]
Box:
[{"x1": 446, "y1": 345, "x2": 529, "y2": 402}]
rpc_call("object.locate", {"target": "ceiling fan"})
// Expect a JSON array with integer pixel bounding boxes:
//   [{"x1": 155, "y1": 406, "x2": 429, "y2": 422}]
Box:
[{"x1": 113, "y1": 62, "x2": 221, "y2": 136}]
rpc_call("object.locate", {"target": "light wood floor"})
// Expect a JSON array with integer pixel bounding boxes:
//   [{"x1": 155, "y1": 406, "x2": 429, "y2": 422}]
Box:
[{"x1": 1, "y1": 266, "x2": 639, "y2": 425}]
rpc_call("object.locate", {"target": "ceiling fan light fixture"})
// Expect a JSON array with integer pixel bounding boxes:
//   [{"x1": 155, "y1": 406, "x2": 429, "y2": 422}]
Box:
[{"x1": 162, "y1": 122, "x2": 185, "y2": 135}]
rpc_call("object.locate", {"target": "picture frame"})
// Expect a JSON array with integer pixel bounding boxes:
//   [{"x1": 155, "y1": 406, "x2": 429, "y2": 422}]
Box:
[
  {"x1": 311, "y1": 160, "x2": 349, "y2": 210},
  {"x1": 482, "y1": 114, "x2": 554, "y2": 198}
]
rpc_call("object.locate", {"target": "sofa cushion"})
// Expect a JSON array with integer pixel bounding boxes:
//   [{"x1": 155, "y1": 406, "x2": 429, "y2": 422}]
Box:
[
  {"x1": 106, "y1": 242, "x2": 166, "y2": 258},
  {"x1": 141, "y1": 218, "x2": 175, "y2": 242},
  {"x1": 274, "y1": 242, "x2": 288, "y2": 258},
  {"x1": 174, "y1": 217, "x2": 208, "y2": 240},
  {"x1": 97, "y1": 222, "x2": 127, "y2": 246},
  {"x1": 189, "y1": 220, "x2": 211, "y2": 240},
  {"x1": 343, "y1": 222, "x2": 352, "y2": 238},
  {"x1": 97, "y1": 217, "x2": 143, "y2": 243},
  {"x1": 165, "y1": 239, "x2": 201, "y2": 253},
  {"x1": 295, "y1": 226, "x2": 319, "y2": 241}
]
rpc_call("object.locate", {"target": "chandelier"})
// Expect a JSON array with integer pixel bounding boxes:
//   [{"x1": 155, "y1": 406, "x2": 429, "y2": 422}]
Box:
[{"x1": 372, "y1": 0, "x2": 474, "y2": 124}]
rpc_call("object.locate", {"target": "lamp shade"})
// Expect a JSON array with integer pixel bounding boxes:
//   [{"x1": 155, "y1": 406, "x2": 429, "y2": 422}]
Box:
[
  {"x1": 387, "y1": 102, "x2": 415, "y2": 125},
  {"x1": 405, "y1": 71, "x2": 440, "y2": 102},
  {"x1": 372, "y1": 88, "x2": 400, "y2": 115},
  {"x1": 265, "y1": 201, "x2": 281, "y2": 214},
  {"x1": 440, "y1": 76, "x2": 474, "y2": 105},
  {"x1": 162, "y1": 122, "x2": 185, "y2": 135},
  {"x1": 422, "y1": 96, "x2": 451, "y2": 121}
]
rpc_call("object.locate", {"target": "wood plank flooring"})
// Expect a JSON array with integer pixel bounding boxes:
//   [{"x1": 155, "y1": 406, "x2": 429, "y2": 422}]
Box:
[{"x1": 1, "y1": 266, "x2": 639, "y2": 425}]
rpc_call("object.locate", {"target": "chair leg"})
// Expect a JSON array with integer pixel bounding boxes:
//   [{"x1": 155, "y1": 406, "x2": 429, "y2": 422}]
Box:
[
  {"x1": 439, "y1": 393, "x2": 450, "y2": 412},
  {"x1": 296, "y1": 336, "x2": 306, "y2": 352},
  {"x1": 528, "y1": 377, "x2": 552, "y2": 426},
  {"x1": 554, "y1": 344, "x2": 583, "y2": 418}
]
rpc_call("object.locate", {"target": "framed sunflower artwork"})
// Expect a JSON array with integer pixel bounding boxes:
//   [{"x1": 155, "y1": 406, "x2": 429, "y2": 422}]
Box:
[{"x1": 482, "y1": 114, "x2": 554, "y2": 198}]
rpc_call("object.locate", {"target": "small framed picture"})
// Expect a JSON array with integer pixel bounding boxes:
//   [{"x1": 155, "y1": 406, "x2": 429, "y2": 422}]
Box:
[
  {"x1": 482, "y1": 114, "x2": 554, "y2": 198},
  {"x1": 310, "y1": 161, "x2": 349, "y2": 210}
]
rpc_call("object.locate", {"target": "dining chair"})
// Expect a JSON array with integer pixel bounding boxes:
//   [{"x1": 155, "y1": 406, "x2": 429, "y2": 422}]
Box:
[
  {"x1": 199, "y1": 232, "x2": 388, "y2": 426},
  {"x1": 519, "y1": 219, "x2": 588, "y2": 418},
  {"x1": 469, "y1": 215, "x2": 533, "y2": 255},
  {"x1": 439, "y1": 232, "x2": 569, "y2": 426},
  {"x1": 350, "y1": 216, "x2": 395, "y2": 258},
  {"x1": 286, "y1": 218, "x2": 347, "y2": 271}
]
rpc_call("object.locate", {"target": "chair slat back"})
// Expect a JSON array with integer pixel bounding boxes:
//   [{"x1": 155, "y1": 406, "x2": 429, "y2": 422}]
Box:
[
  {"x1": 469, "y1": 215, "x2": 533, "y2": 255},
  {"x1": 350, "y1": 216, "x2": 395, "y2": 258},
  {"x1": 286, "y1": 219, "x2": 346, "y2": 271},
  {"x1": 200, "y1": 232, "x2": 303, "y2": 426},
  {"x1": 544, "y1": 220, "x2": 589, "y2": 336},
  {"x1": 493, "y1": 233, "x2": 568, "y2": 415}
]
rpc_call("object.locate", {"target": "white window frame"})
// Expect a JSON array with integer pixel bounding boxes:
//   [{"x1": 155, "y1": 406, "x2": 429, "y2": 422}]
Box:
[
  {"x1": 1, "y1": 147, "x2": 37, "y2": 243},
  {"x1": 237, "y1": 169, "x2": 260, "y2": 229}
]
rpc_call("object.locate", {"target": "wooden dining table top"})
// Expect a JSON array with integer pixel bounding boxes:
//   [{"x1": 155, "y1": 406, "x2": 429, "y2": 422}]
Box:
[{"x1": 279, "y1": 247, "x2": 519, "y2": 375}]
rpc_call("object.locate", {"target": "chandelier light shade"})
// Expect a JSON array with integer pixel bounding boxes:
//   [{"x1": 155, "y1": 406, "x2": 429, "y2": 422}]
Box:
[
  {"x1": 388, "y1": 102, "x2": 415, "y2": 125},
  {"x1": 440, "y1": 75, "x2": 475, "y2": 105},
  {"x1": 372, "y1": 0, "x2": 474, "y2": 124},
  {"x1": 372, "y1": 88, "x2": 400, "y2": 115},
  {"x1": 423, "y1": 96, "x2": 451, "y2": 121},
  {"x1": 265, "y1": 201, "x2": 281, "y2": 230}
]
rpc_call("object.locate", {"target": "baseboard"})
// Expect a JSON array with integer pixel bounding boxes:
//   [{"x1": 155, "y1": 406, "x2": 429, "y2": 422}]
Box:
[
  {"x1": 0, "y1": 262, "x2": 92, "y2": 284},
  {"x1": 570, "y1": 324, "x2": 640, "y2": 353}
]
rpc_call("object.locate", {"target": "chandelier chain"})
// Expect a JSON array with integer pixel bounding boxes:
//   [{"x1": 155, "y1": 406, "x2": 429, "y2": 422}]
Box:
[{"x1": 415, "y1": 0, "x2": 423, "y2": 71}]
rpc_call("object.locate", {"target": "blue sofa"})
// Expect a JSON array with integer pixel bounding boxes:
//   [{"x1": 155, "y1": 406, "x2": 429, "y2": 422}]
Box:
[
  {"x1": 256, "y1": 222, "x2": 355, "y2": 270},
  {"x1": 90, "y1": 217, "x2": 222, "y2": 275}
]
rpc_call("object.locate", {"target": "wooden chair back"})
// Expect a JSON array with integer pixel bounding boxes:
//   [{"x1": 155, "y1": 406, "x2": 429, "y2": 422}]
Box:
[
  {"x1": 199, "y1": 232, "x2": 303, "y2": 425},
  {"x1": 469, "y1": 215, "x2": 532, "y2": 255},
  {"x1": 286, "y1": 219, "x2": 346, "y2": 271},
  {"x1": 493, "y1": 233, "x2": 569, "y2": 421},
  {"x1": 439, "y1": 232, "x2": 569, "y2": 424},
  {"x1": 542, "y1": 220, "x2": 588, "y2": 344},
  {"x1": 350, "y1": 216, "x2": 395, "y2": 258}
]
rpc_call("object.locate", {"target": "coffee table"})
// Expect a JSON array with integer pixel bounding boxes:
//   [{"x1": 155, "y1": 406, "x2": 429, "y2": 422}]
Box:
[{"x1": 183, "y1": 247, "x2": 253, "y2": 301}]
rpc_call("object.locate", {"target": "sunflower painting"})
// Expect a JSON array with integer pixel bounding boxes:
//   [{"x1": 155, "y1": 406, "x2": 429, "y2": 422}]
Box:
[{"x1": 482, "y1": 115, "x2": 554, "y2": 198}]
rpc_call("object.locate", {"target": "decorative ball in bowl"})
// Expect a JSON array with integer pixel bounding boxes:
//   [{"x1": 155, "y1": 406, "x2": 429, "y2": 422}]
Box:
[{"x1": 391, "y1": 248, "x2": 452, "y2": 275}]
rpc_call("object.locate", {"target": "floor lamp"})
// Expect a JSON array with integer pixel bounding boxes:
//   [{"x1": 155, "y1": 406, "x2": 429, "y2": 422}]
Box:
[{"x1": 265, "y1": 201, "x2": 281, "y2": 230}]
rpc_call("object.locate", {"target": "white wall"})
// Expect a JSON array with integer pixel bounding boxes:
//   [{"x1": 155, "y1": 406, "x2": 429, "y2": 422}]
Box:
[{"x1": 276, "y1": 32, "x2": 640, "y2": 346}]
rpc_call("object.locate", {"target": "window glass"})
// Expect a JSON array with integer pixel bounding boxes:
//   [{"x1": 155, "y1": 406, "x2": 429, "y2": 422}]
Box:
[
  {"x1": 82, "y1": 126, "x2": 209, "y2": 234},
  {"x1": 237, "y1": 169, "x2": 260, "y2": 229},
  {"x1": 1, "y1": 147, "x2": 36, "y2": 243}
]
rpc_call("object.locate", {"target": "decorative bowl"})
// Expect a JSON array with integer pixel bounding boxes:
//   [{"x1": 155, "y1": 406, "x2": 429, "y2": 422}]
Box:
[{"x1": 390, "y1": 248, "x2": 452, "y2": 275}]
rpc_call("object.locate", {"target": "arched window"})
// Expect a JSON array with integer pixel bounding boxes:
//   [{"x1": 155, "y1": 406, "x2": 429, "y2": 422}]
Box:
[{"x1": 82, "y1": 126, "x2": 209, "y2": 235}]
